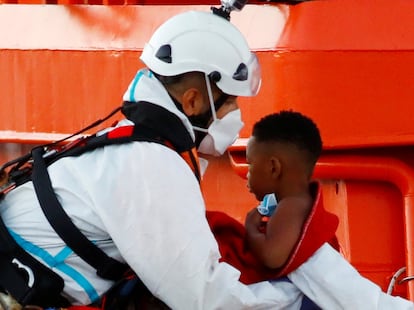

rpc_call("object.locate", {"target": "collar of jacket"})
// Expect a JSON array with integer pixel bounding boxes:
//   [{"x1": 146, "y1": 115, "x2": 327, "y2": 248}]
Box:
[{"x1": 121, "y1": 101, "x2": 201, "y2": 183}]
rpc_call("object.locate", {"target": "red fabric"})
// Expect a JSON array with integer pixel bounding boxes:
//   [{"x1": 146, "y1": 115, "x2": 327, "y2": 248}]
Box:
[
  {"x1": 206, "y1": 210, "x2": 275, "y2": 284},
  {"x1": 276, "y1": 182, "x2": 339, "y2": 276},
  {"x1": 206, "y1": 181, "x2": 339, "y2": 284},
  {"x1": 107, "y1": 125, "x2": 134, "y2": 139}
]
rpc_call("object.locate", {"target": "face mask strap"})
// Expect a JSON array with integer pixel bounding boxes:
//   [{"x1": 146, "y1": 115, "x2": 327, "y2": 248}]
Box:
[
  {"x1": 191, "y1": 77, "x2": 229, "y2": 134},
  {"x1": 192, "y1": 125, "x2": 209, "y2": 133},
  {"x1": 191, "y1": 92, "x2": 229, "y2": 134}
]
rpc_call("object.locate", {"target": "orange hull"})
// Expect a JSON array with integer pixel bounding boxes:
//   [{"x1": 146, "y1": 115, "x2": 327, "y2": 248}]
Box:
[{"x1": 1, "y1": 0, "x2": 414, "y2": 300}]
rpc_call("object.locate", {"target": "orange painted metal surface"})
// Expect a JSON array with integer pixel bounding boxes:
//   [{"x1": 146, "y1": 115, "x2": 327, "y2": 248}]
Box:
[
  {"x1": 2, "y1": 0, "x2": 414, "y2": 301},
  {"x1": 266, "y1": 0, "x2": 414, "y2": 150},
  {"x1": 0, "y1": 0, "x2": 275, "y2": 4},
  {"x1": 314, "y1": 155, "x2": 414, "y2": 299},
  {"x1": 0, "y1": 4, "x2": 286, "y2": 142}
]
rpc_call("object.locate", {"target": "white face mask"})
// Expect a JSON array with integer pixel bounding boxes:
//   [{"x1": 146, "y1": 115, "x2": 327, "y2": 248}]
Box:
[{"x1": 197, "y1": 109, "x2": 244, "y2": 156}]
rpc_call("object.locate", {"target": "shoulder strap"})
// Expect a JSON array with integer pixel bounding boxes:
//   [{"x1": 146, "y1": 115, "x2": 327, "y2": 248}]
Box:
[
  {"x1": 31, "y1": 147, "x2": 128, "y2": 281},
  {"x1": 122, "y1": 101, "x2": 201, "y2": 182},
  {"x1": 28, "y1": 101, "x2": 200, "y2": 281},
  {"x1": 46, "y1": 124, "x2": 166, "y2": 164}
]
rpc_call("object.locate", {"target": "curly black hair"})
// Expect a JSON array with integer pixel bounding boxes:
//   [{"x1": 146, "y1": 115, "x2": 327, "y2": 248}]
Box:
[{"x1": 252, "y1": 110, "x2": 322, "y2": 167}]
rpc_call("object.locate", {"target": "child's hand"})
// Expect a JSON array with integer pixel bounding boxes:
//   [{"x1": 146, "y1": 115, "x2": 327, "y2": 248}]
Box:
[{"x1": 245, "y1": 207, "x2": 263, "y2": 232}]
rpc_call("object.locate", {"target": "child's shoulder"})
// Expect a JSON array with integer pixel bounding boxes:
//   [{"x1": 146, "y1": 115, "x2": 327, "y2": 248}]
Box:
[{"x1": 277, "y1": 194, "x2": 313, "y2": 216}]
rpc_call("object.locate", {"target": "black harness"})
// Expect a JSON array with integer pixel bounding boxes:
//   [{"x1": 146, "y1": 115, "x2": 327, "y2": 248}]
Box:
[{"x1": 0, "y1": 102, "x2": 199, "y2": 308}]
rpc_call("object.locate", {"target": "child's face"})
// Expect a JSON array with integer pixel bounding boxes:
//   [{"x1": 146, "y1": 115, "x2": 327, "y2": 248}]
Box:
[{"x1": 246, "y1": 136, "x2": 275, "y2": 201}]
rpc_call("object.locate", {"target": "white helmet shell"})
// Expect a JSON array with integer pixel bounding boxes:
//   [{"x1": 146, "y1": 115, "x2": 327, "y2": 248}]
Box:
[{"x1": 140, "y1": 10, "x2": 261, "y2": 97}]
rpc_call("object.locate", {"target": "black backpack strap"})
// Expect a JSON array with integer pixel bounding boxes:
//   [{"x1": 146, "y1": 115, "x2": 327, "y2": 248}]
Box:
[
  {"x1": 122, "y1": 101, "x2": 201, "y2": 182},
  {"x1": 31, "y1": 147, "x2": 128, "y2": 281},
  {"x1": 122, "y1": 101, "x2": 195, "y2": 153}
]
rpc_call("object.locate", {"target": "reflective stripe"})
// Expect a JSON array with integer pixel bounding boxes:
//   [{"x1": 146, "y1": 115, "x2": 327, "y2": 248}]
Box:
[
  {"x1": 128, "y1": 69, "x2": 153, "y2": 102},
  {"x1": 129, "y1": 70, "x2": 144, "y2": 102},
  {"x1": 55, "y1": 245, "x2": 73, "y2": 262},
  {"x1": 8, "y1": 229, "x2": 100, "y2": 303}
]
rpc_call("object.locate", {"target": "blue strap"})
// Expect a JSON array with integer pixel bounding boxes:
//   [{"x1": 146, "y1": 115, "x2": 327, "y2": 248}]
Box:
[
  {"x1": 9, "y1": 229, "x2": 100, "y2": 303},
  {"x1": 300, "y1": 295, "x2": 321, "y2": 310},
  {"x1": 273, "y1": 277, "x2": 321, "y2": 310}
]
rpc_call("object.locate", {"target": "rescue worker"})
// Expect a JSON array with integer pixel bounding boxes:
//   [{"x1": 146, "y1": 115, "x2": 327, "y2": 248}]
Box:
[{"x1": 0, "y1": 8, "x2": 297, "y2": 309}]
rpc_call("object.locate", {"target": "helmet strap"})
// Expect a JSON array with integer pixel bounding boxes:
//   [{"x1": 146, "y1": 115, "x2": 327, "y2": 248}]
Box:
[{"x1": 204, "y1": 73, "x2": 217, "y2": 123}]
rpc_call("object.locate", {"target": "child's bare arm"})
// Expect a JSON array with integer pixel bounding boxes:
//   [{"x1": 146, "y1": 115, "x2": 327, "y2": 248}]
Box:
[{"x1": 245, "y1": 197, "x2": 310, "y2": 269}]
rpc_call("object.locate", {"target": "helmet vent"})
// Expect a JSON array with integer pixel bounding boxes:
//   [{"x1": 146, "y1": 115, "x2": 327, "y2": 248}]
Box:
[
  {"x1": 232, "y1": 63, "x2": 248, "y2": 81},
  {"x1": 209, "y1": 71, "x2": 222, "y2": 83},
  {"x1": 155, "y1": 44, "x2": 172, "y2": 63}
]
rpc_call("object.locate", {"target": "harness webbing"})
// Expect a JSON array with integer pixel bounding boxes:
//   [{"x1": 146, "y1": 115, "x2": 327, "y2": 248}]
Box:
[
  {"x1": 32, "y1": 146, "x2": 128, "y2": 281},
  {"x1": 0, "y1": 101, "x2": 200, "y2": 307},
  {"x1": 30, "y1": 121, "x2": 198, "y2": 281}
]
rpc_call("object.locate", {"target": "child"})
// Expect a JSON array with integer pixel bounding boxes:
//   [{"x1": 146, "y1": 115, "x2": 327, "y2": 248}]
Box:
[
  {"x1": 244, "y1": 110, "x2": 339, "y2": 274},
  {"x1": 207, "y1": 110, "x2": 414, "y2": 308},
  {"x1": 206, "y1": 110, "x2": 339, "y2": 284}
]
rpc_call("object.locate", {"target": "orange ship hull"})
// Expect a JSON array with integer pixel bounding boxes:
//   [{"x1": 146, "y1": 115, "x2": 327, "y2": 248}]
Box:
[{"x1": 1, "y1": 0, "x2": 414, "y2": 300}]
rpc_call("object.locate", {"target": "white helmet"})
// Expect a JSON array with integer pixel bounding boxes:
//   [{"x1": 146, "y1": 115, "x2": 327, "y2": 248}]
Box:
[{"x1": 140, "y1": 10, "x2": 261, "y2": 97}]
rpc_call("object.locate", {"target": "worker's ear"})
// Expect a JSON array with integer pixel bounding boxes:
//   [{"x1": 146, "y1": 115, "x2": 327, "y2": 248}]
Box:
[{"x1": 181, "y1": 88, "x2": 204, "y2": 116}]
